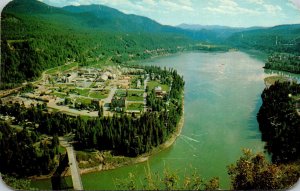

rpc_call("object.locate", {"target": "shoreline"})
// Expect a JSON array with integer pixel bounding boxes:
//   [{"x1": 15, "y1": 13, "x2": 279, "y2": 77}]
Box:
[
  {"x1": 30, "y1": 95, "x2": 185, "y2": 180},
  {"x1": 76, "y1": 95, "x2": 185, "y2": 176}
]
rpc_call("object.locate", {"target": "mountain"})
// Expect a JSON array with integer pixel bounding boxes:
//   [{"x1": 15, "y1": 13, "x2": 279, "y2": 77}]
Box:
[
  {"x1": 1, "y1": 0, "x2": 299, "y2": 88},
  {"x1": 1, "y1": 0, "x2": 202, "y2": 87},
  {"x1": 227, "y1": 24, "x2": 300, "y2": 53},
  {"x1": 178, "y1": 23, "x2": 300, "y2": 52},
  {"x1": 177, "y1": 23, "x2": 266, "y2": 39}
]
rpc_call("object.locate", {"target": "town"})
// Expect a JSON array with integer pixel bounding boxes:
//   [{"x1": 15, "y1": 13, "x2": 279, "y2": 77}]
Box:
[{"x1": 0, "y1": 63, "x2": 170, "y2": 119}]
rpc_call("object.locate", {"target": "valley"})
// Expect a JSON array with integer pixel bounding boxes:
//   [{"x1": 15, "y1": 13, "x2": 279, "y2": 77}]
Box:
[{"x1": 1, "y1": 0, "x2": 300, "y2": 190}]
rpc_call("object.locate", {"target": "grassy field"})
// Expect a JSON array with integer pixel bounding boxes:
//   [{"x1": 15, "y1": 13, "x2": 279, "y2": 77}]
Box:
[
  {"x1": 264, "y1": 75, "x2": 289, "y2": 85},
  {"x1": 76, "y1": 97, "x2": 92, "y2": 105},
  {"x1": 147, "y1": 81, "x2": 169, "y2": 91},
  {"x1": 128, "y1": 90, "x2": 144, "y2": 100},
  {"x1": 89, "y1": 91, "x2": 108, "y2": 99},
  {"x1": 116, "y1": 90, "x2": 127, "y2": 97},
  {"x1": 115, "y1": 89, "x2": 144, "y2": 101},
  {"x1": 52, "y1": 92, "x2": 67, "y2": 98},
  {"x1": 46, "y1": 62, "x2": 79, "y2": 74},
  {"x1": 127, "y1": 103, "x2": 144, "y2": 110},
  {"x1": 75, "y1": 88, "x2": 90, "y2": 97}
]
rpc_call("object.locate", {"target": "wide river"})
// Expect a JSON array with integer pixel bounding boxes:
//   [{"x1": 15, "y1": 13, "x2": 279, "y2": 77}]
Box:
[{"x1": 32, "y1": 51, "x2": 276, "y2": 189}]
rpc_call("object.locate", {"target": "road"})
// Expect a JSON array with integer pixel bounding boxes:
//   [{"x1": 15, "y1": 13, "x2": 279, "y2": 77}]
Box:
[
  {"x1": 47, "y1": 99, "x2": 98, "y2": 117},
  {"x1": 143, "y1": 76, "x2": 149, "y2": 112},
  {"x1": 59, "y1": 137, "x2": 83, "y2": 191},
  {"x1": 102, "y1": 86, "x2": 117, "y2": 116}
]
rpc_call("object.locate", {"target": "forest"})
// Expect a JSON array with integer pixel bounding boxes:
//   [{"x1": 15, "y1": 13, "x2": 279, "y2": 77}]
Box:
[
  {"x1": 257, "y1": 81, "x2": 300, "y2": 163},
  {"x1": 0, "y1": 121, "x2": 59, "y2": 177},
  {"x1": 264, "y1": 53, "x2": 300, "y2": 74},
  {"x1": 0, "y1": 66, "x2": 184, "y2": 178},
  {"x1": 1, "y1": 11, "x2": 192, "y2": 89}
]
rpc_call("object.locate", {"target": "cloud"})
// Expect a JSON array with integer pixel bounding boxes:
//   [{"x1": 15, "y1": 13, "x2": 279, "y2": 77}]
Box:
[
  {"x1": 289, "y1": 0, "x2": 300, "y2": 9},
  {"x1": 205, "y1": 0, "x2": 260, "y2": 15},
  {"x1": 263, "y1": 4, "x2": 282, "y2": 14},
  {"x1": 247, "y1": 0, "x2": 264, "y2": 5}
]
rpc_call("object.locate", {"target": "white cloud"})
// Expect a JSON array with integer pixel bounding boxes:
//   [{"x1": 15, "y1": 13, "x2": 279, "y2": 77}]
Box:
[
  {"x1": 247, "y1": 0, "x2": 264, "y2": 5},
  {"x1": 263, "y1": 4, "x2": 282, "y2": 14},
  {"x1": 142, "y1": 0, "x2": 156, "y2": 6},
  {"x1": 289, "y1": 0, "x2": 300, "y2": 9},
  {"x1": 205, "y1": 0, "x2": 260, "y2": 15}
]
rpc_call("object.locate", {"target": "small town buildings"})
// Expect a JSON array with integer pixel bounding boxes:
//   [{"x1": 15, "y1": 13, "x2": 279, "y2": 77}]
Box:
[{"x1": 154, "y1": 86, "x2": 162, "y2": 96}]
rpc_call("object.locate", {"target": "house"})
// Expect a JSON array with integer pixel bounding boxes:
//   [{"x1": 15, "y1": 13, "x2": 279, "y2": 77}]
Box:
[{"x1": 154, "y1": 86, "x2": 162, "y2": 96}]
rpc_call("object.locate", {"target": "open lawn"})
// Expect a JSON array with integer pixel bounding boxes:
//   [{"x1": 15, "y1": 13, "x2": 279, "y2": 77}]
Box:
[
  {"x1": 75, "y1": 97, "x2": 92, "y2": 105},
  {"x1": 116, "y1": 90, "x2": 127, "y2": 97},
  {"x1": 89, "y1": 91, "x2": 108, "y2": 99},
  {"x1": 147, "y1": 81, "x2": 169, "y2": 91},
  {"x1": 127, "y1": 90, "x2": 144, "y2": 101},
  {"x1": 127, "y1": 103, "x2": 144, "y2": 110},
  {"x1": 75, "y1": 88, "x2": 90, "y2": 97}
]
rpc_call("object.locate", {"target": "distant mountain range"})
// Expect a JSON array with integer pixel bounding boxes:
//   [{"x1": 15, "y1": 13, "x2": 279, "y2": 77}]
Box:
[{"x1": 3, "y1": 0, "x2": 300, "y2": 44}]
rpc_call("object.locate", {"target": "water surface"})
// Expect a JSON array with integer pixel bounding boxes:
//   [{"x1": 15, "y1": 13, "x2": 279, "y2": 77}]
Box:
[{"x1": 32, "y1": 51, "x2": 270, "y2": 189}]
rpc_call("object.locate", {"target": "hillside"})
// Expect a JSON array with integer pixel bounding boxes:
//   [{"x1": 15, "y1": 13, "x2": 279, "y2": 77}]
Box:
[
  {"x1": 1, "y1": 0, "x2": 300, "y2": 89},
  {"x1": 0, "y1": 0, "x2": 200, "y2": 88},
  {"x1": 226, "y1": 24, "x2": 300, "y2": 53}
]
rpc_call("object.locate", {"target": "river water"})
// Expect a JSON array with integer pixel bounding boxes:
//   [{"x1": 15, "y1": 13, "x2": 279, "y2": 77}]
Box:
[{"x1": 32, "y1": 51, "x2": 273, "y2": 189}]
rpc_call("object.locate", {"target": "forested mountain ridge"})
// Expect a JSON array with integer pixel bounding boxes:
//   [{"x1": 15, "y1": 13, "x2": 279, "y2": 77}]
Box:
[
  {"x1": 226, "y1": 24, "x2": 300, "y2": 53},
  {"x1": 0, "y1": 0, "x2": 197, "y2": 89},
  {"x1": 1, "y1": 0, "x2": 300, "y2": 89}
]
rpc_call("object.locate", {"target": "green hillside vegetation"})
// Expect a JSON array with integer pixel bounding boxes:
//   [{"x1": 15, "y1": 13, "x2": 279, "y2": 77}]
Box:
[
  {"x1": 264, "y1": 53, "x2": 300, "y2": 74},
  {"x1": 227, "y1": 24, "x2": 300, "y2": 54},
  {"x1": 257, "y1": 81, "x2": 300, "y2": 163},
  {"x1": 0, "y1": 0, "x2": 192, "y2": 89}
]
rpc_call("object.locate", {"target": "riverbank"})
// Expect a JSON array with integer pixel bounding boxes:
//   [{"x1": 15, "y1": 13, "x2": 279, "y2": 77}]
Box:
[
  {"x1": 29, "y1": 94, "x2": 185, "y2": 180},
  {"x1": 76, "y1": 95, "x2": 185, "y2": 176}
]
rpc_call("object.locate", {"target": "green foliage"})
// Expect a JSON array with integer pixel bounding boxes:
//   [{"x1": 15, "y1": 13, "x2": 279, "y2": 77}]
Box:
[
  {"x1": 0, "y1": 0, "x2": 198, "y2": 89},
  {"x1": 228, "y1": 149, "x2": 300, "y2": 190},
  {"x1": 265, "y1": 53, "x2": 300, "y2": 74},
  {"x1": 0, "y1": 66, "x2": 184, "y2": 157},
  {"x1": 0, "y1": 121, "x2": 57, "y2": 176},
  {"x1": 1, "y1": 174, "x2": 33, "y2": 190},
  {"x1": 227, "y1": 24, "x2": 300, "y2": 54},
  {"x1": 115, "y1": 166, "x2": 219, "y2": 190},
  {"x1": 257, "y1": 81, "x2": 300, "y2": 163}
]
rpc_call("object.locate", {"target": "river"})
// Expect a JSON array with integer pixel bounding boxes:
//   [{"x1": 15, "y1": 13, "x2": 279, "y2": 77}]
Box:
[{"x1": 31, "y1": 51, "x2": 273, "y2": 189}]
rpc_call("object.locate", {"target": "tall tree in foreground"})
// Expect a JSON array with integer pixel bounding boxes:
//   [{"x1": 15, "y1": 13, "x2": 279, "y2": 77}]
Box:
[{"x1": 227, "y1": 149, "x2": 300, "y2": 190}]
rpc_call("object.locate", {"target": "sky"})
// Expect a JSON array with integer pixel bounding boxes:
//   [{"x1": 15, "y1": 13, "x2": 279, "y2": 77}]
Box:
[{"x1": 1, "y1": 0, "x2": 300, "y2": 27}]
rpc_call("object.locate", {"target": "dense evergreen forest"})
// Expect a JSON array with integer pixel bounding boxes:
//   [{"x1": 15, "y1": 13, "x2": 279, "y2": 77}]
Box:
[
  {"x1": 0, "y1": 121, "x2": 59, "y2": 176},
  {"x1": 227, "y1": 25, "x2": 300, "y2": 54},
  {"x1": 264, "y1": 53, "x2": 300, "y2": 74},
  {"x1": 257, "y1": 82, "x2": 300, "y2": 163}
]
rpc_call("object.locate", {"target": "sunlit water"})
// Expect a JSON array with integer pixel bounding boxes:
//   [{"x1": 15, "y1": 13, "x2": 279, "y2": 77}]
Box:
[{"x1": 32, "y1": 51, "x2": 282, "y2": 190}]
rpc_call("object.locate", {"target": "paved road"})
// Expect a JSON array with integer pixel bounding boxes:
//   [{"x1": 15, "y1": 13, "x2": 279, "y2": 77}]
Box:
[{"x1": 59, "y1": 137, "x2": 83, "y2": 191}]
